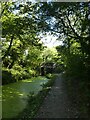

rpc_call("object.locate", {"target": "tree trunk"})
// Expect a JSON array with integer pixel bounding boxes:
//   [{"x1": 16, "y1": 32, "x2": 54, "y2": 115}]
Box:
[{"x1": 2, "y1": 35, "x2": 14, "y2": 60}]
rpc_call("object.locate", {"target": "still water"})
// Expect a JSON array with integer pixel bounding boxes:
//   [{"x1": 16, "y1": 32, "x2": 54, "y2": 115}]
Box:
[{"x1": 1, "y1": 76, "x2": 49, "y2": 118}]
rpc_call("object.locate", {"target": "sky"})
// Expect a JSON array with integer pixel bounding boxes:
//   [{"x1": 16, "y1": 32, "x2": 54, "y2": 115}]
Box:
[
  {"x1": 40, "y1": 33, "x2": 63, "y2": 48},
  {"x1": 4, "y1": 1, "x2": 63, "y2": 48}
]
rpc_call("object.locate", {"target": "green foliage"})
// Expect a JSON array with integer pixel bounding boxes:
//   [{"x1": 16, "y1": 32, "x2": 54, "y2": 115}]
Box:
[
  {"x1": 1, "y1": 2, "x2": 45, "y2": 84},
  {"x1": 56, "y1": 33, "x2": 90, "y2": 117},
  {"x1": 41, "y1": 47, "x2": 58, "y2": 63},
  {"x1": 43, "y1": 74, "x2": 56, "y2": 87},
  {"x1": 1, "y1": 1, "x2": 90, "y2": 117},
  {"x1": 11, "y1": 65, "x2": 28, "y2": 80},
  {"x1": 65, "y1": 54, "x2": 85, "y2": 78},
  {"x1": 45, "y1": 73, "x2": 52, "y2": 79},
  {"x1": 40, "y1": 2, "x2": 90, "y2": 78},
  {"x1": 2, "y1": 66, "x2": 38, "y2": 85},
  {"x1": 2, "y1": 69, "x2": 16, "y2": 85}
]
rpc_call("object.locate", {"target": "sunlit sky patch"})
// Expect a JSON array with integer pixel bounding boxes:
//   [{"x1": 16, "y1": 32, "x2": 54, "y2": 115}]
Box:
[
  {"x1": 12, "y1": 0, "x2": 52, "y2": 3},
  {"x1": 8, "y1": 1, "x2": 63, "y2": 48},
  {"x1": 40, "y1": 33, "x2": 63, "y2": 48}
]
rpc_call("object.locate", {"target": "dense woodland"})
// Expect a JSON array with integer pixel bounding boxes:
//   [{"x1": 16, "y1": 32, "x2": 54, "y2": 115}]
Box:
[{"x1": 1, "y1": 1, "x2": 90, "y2": 117}]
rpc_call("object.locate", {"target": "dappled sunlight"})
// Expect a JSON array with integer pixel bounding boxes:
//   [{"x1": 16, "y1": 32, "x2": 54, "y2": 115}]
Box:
[
  {"x1": 2, "y1": 77, "x2": 49, "y2": 118},
  {"x1": 19, "y1": 93, "x2": 24, "y2": 96},
  {"x1": 46, "y1": 87, "x2": 51, "y2": 89},
  {"x1": 2, "y1": 86, "x2": 25, "y2": 101},
  {"x1": 21, "y1": 80, "x2": 33, "y2": 83},
  {"x1": 2, "y1": 1, "x2": 90, "y2": 118}
]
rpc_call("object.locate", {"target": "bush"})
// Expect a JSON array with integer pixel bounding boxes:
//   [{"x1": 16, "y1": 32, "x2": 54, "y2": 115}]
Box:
[
  {"x1": 2, "y1": 66, "x2": 39, "y2": 85},
  {"x1": 65, "y1": 54, "x2": 85, "y2": 78},
  {"x1": 2, "y1": 69, "x2": 16, "y2": 85},
  {"x1": 45, "y1": 73, "x2": 52, "y2": 79},
  {"x1": 2, "y1": 67, "x2": 30, "y2": 85}
]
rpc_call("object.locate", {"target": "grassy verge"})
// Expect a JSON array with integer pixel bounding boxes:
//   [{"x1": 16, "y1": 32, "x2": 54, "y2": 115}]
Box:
[
  {"x1": 16, "y1": 74, "x2": 57, "y2": 119},
  {"x1": 63, "y1": 73, "x2": 90, "y2": 118}
]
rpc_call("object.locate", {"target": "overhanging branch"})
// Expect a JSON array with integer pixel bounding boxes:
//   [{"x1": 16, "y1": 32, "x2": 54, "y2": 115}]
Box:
[{"x1": 66, "y1": 15, "x2": 81, "y2": 39}]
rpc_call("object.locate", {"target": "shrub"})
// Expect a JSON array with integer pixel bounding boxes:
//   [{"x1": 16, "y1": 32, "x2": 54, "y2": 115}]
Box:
[
  {"x1": 2, "y1": 69, "x2": 16, "y2": 85},
  {"x1": 65, "y1": 54, "x2": 85, "y2": 78},
  {"x1": 45, "y1": 73, "x2": 52, "y2": 79}
]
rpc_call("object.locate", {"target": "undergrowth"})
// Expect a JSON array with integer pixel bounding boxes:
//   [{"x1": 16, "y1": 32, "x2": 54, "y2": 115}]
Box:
[{"x1": 63, "y1": 73, "x2": 90, "y2": 118}]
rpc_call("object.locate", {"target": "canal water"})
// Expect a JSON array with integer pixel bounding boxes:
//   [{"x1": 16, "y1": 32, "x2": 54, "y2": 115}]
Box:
[{"x1": 1, "y1": 76, "x2": 49, "y2": 118}]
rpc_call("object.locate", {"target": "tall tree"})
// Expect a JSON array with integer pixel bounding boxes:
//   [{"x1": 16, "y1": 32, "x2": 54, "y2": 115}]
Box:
[{"x1": 37, "y1": 2, "x2": 90, "y2": 77}]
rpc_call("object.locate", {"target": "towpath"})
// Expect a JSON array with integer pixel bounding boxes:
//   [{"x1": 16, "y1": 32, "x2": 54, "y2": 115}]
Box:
[{"x1": 35, "y1": 74, "x2": 79, "y2": 118}]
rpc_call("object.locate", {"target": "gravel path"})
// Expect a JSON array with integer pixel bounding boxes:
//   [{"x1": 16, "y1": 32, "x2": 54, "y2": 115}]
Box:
[{"x1": 35, "y1": 74, "x2": 79, "y2": 118}]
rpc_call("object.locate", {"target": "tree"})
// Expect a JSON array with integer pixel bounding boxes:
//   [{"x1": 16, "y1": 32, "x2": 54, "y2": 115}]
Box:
[
  {"x1": 37, "y1": 2, "x2": 90, "y2": 78},
  {"x1": 1, "y1": 2, "x2": 44, "y2": 84}
]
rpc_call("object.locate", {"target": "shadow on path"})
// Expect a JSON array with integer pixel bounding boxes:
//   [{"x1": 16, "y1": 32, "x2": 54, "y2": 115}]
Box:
[{"x1": 35, "y1": 74, "x2": 79, "y2": 118}]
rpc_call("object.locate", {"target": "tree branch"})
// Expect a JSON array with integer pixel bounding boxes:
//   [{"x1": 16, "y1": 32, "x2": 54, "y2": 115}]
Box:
[{"x1": 66, "y1": 15, "x2": 81, "y2": 39}]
